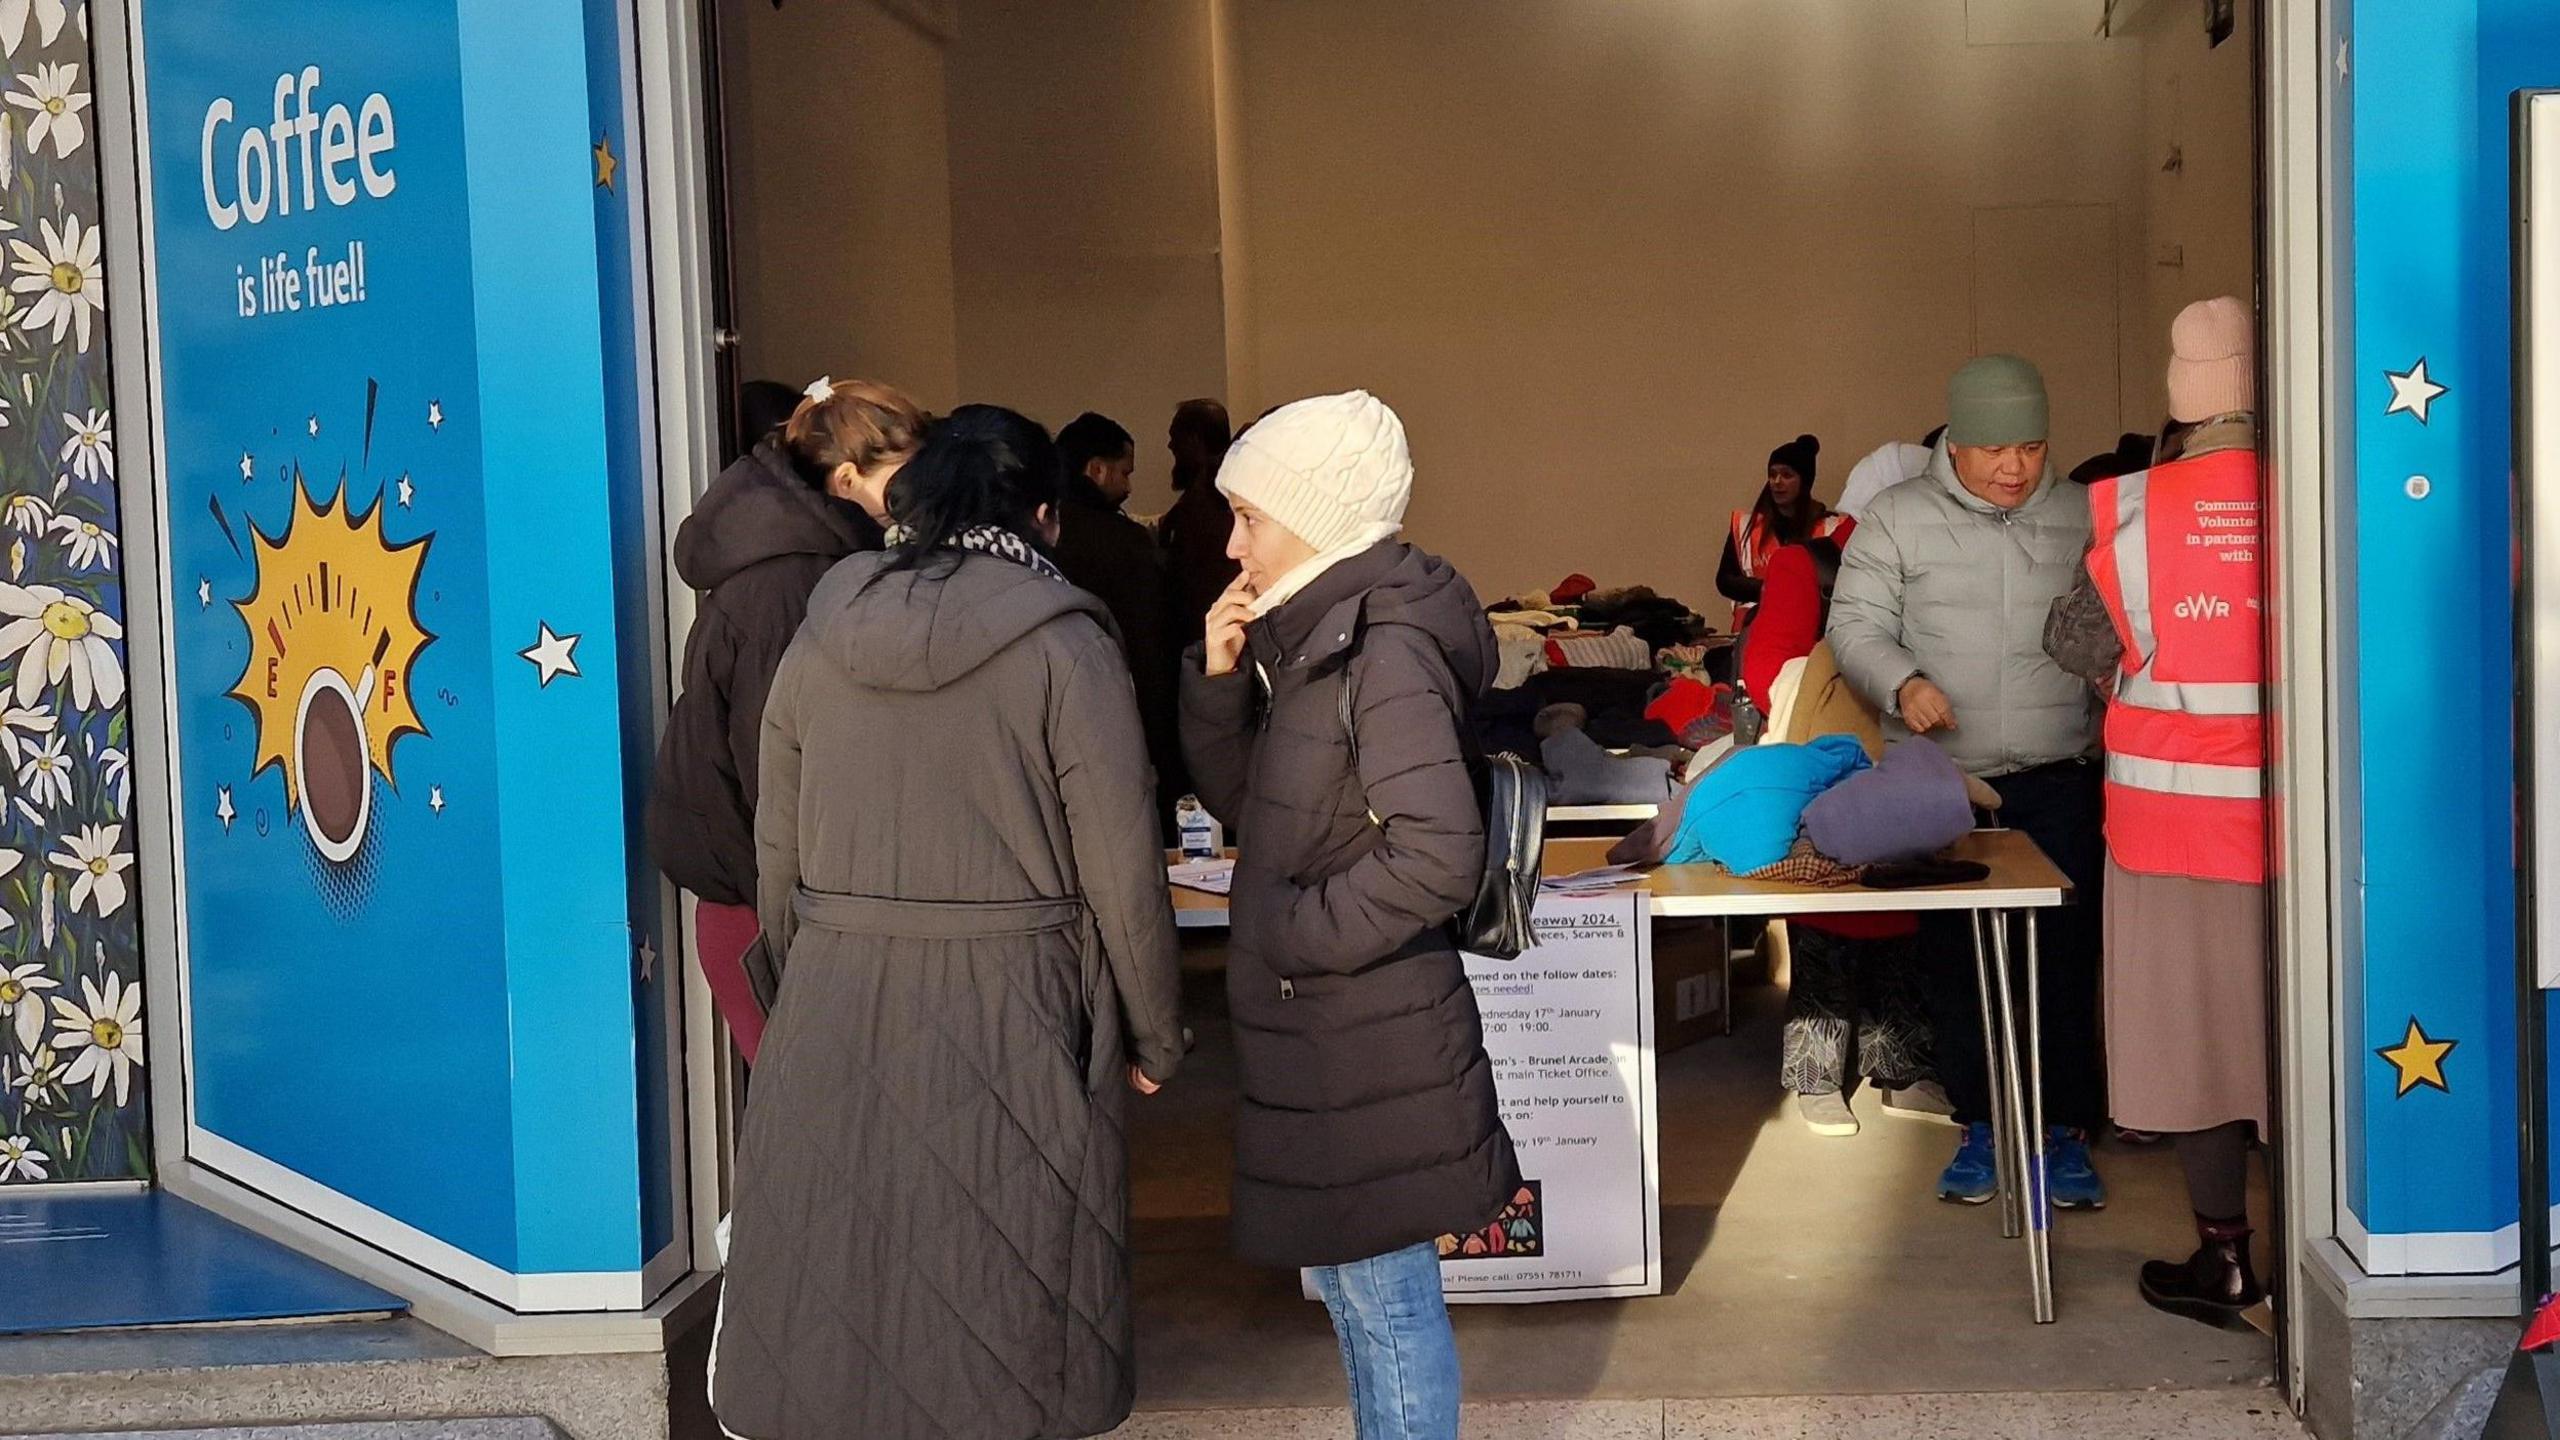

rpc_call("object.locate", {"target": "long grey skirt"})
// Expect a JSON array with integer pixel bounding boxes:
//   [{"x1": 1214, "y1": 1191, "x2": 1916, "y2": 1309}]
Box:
[{"x1": 2102, "y1": 860, "x2": 2271, "y2": 1133}]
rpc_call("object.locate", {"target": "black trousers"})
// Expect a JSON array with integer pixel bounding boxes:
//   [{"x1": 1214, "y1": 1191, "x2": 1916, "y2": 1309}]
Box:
[{"x1": 1916, "y1": 757, "x2": 2109, "y2": 1131}]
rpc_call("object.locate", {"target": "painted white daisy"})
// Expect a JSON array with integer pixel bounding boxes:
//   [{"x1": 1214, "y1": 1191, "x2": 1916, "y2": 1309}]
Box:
[
  {"x1": 6, "y1": 213, "x2": 102, "y2": 353},
  {"x1": 57, "y1": 407, "x2": 107, "y2": 482},
  {"x1": 0, "y1": 957, "x2": 54, "y2": 1053},
  {"x1": 0, "y1": 702, "x2": 54, "y2": 770},
  {"x1": 11, "y1": 1042, "x2": 61, "y2": 1106},
  {"x1": 0, "y1": 0, "x2": 66, "y2": 57},
  {"x1": 49, "y1": 822, "x2": 128, "y2": 917},
  {"x1": 5, "y1": 62, "x2": 87, "y2": 158},
  {"x1": 97, "y1": 743, "x2": 125, "y2": 805},
  {"x1": 37, "y1": 870, "x2": 51, "y2": 948},
  {"x1": 0, "y1": 393, "x2": 11, "y2": 429},
  {"x1": 0, "y1": 1133, "x2": 46, "y2": 1182},
  {"x1": 0, "y1": 582, "x2": 122, "y2": 709},
  {"x1": 1, "y1": 493, "x2": 50, "y2": 536},
  {"x1": 47, "y1": 970, "x2": 140, "y2": 1106},
  {"x1": 18, "y1": 731, "x2": 67, "y2": 808},
  {"x1": 46, "y1": 511, "x2": 112, "y2": 570}
]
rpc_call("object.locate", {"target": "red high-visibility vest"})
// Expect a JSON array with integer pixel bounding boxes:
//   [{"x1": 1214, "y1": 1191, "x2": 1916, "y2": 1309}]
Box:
[{"x1": 2085, "y1": 448, "x2": 2265, "y2": 886}]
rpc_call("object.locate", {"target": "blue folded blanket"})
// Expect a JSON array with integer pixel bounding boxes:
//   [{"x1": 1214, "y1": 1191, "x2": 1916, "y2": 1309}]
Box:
[{"x1": 1665, "y1": 734, "x2": 1869, "y2": 873}]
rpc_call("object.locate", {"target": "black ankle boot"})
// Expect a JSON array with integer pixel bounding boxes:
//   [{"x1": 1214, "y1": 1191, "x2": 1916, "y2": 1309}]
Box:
[{"x1": 2139, "y1": 1220, "x2": 2263, "y2": 1330}]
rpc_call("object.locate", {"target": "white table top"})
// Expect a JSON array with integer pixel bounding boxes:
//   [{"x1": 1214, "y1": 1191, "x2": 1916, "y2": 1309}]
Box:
[
  {"x1": 1170, "y1": 832, "x2": 2070, "y2": 929},
  {"x1": 1547, "y1": 803, "x2": 1661, "y2": 822}
]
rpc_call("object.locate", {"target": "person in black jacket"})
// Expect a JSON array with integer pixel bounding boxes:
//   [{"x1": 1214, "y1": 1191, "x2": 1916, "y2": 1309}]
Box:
[
  {"x1": 1053, "y1": 412, "x2": 1184, "y2": 823},
  {"x1": 647, "y1": 378, "x2": 927, "y2": 1064},
  {"x1": 1183, "y1": 390, "x2": 1519, "y2": 1440},
  {"x1": 1157, "y1": 397, "x2": 1240, "y2": 649}
]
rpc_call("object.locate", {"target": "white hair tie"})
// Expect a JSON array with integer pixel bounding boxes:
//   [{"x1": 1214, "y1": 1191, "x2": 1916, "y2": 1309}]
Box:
[{"x1": 803, "y1": 376, "x2": 835, "y2": 404}]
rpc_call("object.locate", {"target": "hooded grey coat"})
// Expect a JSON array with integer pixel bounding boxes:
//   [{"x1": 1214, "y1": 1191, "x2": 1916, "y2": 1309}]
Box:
[
  {"x1": 1181, "y1": 541, "x2": 1523, "y2": 1269},
  {"x1": 711, "y1": 549, "x2": 1185, "y2": 1440},
  {"x1": 1826, "y1": 441, "x2": 2099, "y2": 777}
]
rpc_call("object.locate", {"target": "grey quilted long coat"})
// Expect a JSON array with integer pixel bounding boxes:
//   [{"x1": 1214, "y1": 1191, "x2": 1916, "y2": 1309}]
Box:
[
  {"x1": 1825, "y1": 439, "x2": 2099, "y2": 777},
  {"x1": 711, "y1": 549, "x2": 1186, "y2": 1440}
]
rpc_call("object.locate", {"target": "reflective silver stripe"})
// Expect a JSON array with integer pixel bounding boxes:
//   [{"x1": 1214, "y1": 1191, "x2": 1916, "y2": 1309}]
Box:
[
  {"x1": 2107, "y1": 751, "x2": 2264, "y2": 799},
  {"x1": 2110, "y1": 471, "x2": 2156, "y2": 663},
  {"x1": 2114, "y1": 669, "x2": 2262, "y2": 715}
]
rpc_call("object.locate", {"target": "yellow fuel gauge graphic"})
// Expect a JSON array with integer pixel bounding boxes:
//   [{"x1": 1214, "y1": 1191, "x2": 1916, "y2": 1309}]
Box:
[{"x1": 228, "y1": 481, "x2": 434, "y2": 864}]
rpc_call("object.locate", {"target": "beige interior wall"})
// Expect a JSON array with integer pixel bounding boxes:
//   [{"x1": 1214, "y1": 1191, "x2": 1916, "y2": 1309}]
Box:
[
  {"x1": 720, "y1": 0, "x2": 962, "y2": 411},
  {"x1": 1219, "y1": 0, "x2": 2151, "y2": 603},
  {"x1": 2132, "y1": 0, "x2": 2262, "y2": 424},
  {"x1": 946, "y1": 0, "x2": 1228, "y2": 515},
  {"x1": 717, "y1": 1, "x2": 2256, "y2": 605}
]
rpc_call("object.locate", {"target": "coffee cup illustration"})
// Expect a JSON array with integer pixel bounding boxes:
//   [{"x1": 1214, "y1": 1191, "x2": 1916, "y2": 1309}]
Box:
[{"x1": 293, "y1": 665, "x2": 375, "y2": 863}]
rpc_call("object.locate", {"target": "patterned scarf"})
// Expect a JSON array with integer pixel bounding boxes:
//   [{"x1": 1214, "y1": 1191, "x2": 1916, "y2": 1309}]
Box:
[{"x1": 886, "y1": 522, "x2": 1066, "y2": 583}]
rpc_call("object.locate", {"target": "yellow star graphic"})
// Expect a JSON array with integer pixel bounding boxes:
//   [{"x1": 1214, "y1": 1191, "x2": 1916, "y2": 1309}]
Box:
[
  {"x1": 2376, "y1": 1017, "x2": 2456, "y2": 1098},
  {"x1": 593, "y1": 134, "x2": 619, "y2": 192}
]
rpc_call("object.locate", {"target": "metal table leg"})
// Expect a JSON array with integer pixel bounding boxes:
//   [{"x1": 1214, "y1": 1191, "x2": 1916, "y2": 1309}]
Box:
[
  {"x1": 1970, "y1": 910, "x2": 2020, "y2": 1238},
  {"x1": 1990, "y1": 910, "x2": 2056, "y2": 1322},
  {"x1": 2020, "y1": 908, "x2": 2055, "y2": 1323},
  {"x1": 1720, "y1": 918, "x2": 1735, "y2": 1037}
]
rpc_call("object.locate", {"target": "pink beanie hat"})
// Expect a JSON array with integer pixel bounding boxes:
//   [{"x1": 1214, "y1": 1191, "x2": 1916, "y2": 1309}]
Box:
[{"x1": 2166, "y1": 296, "x2": 2256, "y2": 424}]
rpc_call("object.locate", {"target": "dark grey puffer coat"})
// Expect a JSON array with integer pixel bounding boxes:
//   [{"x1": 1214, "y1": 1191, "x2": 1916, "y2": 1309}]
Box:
[
  {"x1": 1181, "y1": 541, "x2": 1523, "y2": 1269},
  {"x1": 648, "y1": 436, "x2": 881, "y2": 906},
  {"x1": 712, "y1": 550, "x2": 1185, "y2": 1440}
]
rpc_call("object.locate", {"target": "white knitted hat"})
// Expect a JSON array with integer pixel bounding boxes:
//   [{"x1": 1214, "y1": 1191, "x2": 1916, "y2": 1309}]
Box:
[{"x1": 1216, "y1": 390, "x2": 1413, "y2": 553}]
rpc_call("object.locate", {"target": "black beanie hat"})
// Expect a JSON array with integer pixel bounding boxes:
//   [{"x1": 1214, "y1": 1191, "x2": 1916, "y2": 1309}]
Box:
[{"x1": 1769, "y1": 434, "x2": 1821, "y2": 486}]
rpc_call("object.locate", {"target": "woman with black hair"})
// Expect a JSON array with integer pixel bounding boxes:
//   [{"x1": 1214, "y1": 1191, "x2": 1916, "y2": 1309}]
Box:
[
  {"x1": 1717, "y1": 432, "x2": 1843, "y2": 632},
  {"x1": 710, "y1": 405, "x2": 1185, "y2": 1440}
]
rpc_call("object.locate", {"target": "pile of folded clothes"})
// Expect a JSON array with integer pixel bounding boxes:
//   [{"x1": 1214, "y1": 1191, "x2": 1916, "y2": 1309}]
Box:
[
  {"x1": 1476, "y1": 572, "x2": 1722, "y2": 777},
  {"x1": 1607, "y1": 735, "x2": 2003, "y2": 889}
]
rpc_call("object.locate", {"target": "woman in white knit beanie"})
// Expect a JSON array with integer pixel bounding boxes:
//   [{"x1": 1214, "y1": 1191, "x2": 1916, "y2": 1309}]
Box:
[{"x1": 1182, "y1": 391, "x2": 1520, "y2": 1440}]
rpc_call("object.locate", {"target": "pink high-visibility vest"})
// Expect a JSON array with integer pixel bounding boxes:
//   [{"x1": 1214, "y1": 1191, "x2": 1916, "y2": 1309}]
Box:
[{"x1": 2086, "y1": 448, "x2": 2265, "y2": 885}]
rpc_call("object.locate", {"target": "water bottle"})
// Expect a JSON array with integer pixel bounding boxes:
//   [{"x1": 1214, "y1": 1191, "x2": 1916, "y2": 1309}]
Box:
[{"x1": 1176, "y1": 795, "x2": 1220, "y2": 859}]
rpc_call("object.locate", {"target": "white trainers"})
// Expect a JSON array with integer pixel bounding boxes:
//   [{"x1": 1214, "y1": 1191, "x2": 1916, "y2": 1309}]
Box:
[
  {"x1": 1797, "y1": 1090, "x2": 1859, "y2": 1137},
  {"x1": 1882, "y1": 1080, "x2": 1960, "y2": 1127}
]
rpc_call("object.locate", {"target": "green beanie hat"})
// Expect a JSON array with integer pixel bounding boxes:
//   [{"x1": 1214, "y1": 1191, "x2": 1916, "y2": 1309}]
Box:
[{"x1": 1945, "y1": 355, "x2": 2050, "y2": 447}]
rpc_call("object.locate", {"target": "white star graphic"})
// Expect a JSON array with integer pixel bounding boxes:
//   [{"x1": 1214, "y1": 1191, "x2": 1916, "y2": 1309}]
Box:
[
  {"x1": 637, "y1": 937, "x2": 657, "y2": 983},
  {"x1": 396, "y1": 473, "x2": 414, "y2": 509},
  {"x1": 197, "y1": 577, "x2": 211, "y2": 608},
  {"x1": 429, "y1": 785, "x2": 445, "y2": 815},
  {"x1": 427, "y1": 400, "x2": 445, "y2": 432},
  {"x1": 307, "y1": 415, "x2": 320, "y2": 437},
  {"x1": 239, "y1": 451, "x2": 254, "y2": 481},
  {"x1": 521, "y1": 623, "x2": 582, "y2": 686},
  {"x1": 216, "y1": 786, "x2": 235, "y2": 833},
  {"x1": 2385, "y1": 359, "x2": 2449, "y2": 425}
]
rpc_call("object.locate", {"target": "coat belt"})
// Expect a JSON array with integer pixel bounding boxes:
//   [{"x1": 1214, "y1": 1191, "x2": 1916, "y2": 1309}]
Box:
[{"x1": 792, "y1": 887, "x2": 1083, "y2": 940}]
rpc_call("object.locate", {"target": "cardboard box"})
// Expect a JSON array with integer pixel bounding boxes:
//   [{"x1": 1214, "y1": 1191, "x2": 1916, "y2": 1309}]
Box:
[{"x1": 1651, "y1": 918, "x2": 1732, "y2": 1054}]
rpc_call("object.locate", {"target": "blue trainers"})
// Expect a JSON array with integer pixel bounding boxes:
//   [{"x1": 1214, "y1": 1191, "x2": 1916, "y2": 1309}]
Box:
[
  {"x1": 2044, "y1": 1127, "x2": 2108, "y2": 1210},
  {"x1": 1936, "y1": 1121, "x2": 1997, "y2": 1204}
]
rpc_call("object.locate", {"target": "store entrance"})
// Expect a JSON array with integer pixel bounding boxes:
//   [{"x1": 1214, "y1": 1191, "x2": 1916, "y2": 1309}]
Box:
[{"x1": 699, "y1": 0, "x2": 2281, "y2": 1413}]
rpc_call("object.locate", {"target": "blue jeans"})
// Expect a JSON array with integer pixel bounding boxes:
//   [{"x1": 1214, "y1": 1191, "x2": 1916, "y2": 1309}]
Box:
[{"x1": 1308, "y1": 1241, "x2": 1462, "y2": 1440}]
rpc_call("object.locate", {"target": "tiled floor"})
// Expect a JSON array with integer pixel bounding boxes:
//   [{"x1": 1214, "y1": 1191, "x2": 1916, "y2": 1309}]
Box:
[
  {"x1": 1127, "y1": 948, "x2": 2276, "y2": 1410},
  {"x1": 1105, "y1": 1388, "x2": 2304, "y2": 1438}
]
